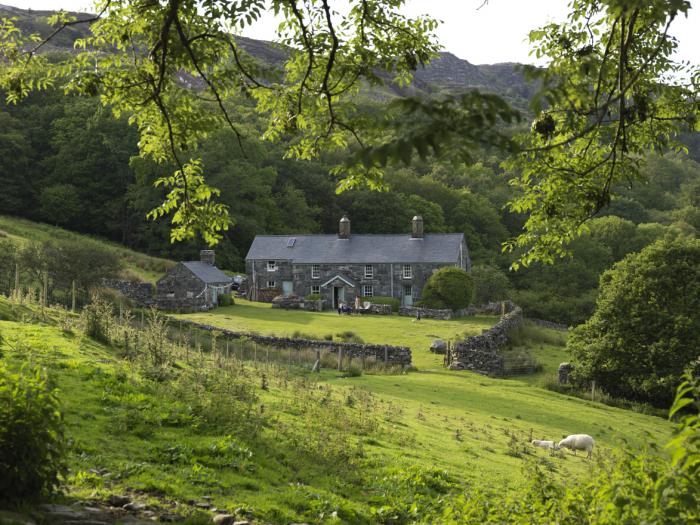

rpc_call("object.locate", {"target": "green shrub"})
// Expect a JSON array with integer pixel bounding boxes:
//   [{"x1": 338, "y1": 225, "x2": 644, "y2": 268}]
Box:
[
  {"x1": 217, "y1": 293, "x2": 234, "y2": 307},
  {"x1": 420, "y1": 267, "x2": 474, "y2": 311},
  {"x1": 471, "y1": 264, "x2": 511, "y2": 304},
  {"x1": 366, "y1": 295, "x2": 400, "y2": 312},
  {"x1": 0, "y1": 364, "x2": 67, "y2": 503},
  {"x1": 305, "y1": 293, "x2": 322, "y2": 301},
  {"x1": 335, "y1": 331, "x2": 364, "y2": 343}
]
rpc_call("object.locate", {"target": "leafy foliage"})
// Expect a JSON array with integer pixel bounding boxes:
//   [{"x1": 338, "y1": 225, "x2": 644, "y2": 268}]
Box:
[
  {"x1": 420, "y1": 267, "x2": 474, "y2": 311},
  {"x1": 0, "y1": 363, "x2": 67, "y2": 503},
  {"x1": 567, "y1": 238, "x2": 700, "y2": 407}
]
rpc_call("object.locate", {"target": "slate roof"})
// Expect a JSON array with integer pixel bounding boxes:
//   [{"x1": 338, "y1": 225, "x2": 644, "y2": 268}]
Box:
[
  {"x1": 245, "y1": 234, "x2": 466, "y2": 264},
  {"x1": 181, "y1": 261, "x2": 232, "y2": 284}
]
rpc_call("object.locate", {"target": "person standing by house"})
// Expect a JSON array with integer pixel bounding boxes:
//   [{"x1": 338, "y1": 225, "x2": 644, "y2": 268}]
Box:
[{"x1": 354, "y1": 294, "x2": 361, "y2": 313}]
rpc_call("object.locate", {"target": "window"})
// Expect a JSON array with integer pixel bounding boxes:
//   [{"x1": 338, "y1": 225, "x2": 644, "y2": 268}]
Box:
[
  {"x1": 267, "y1": 260, "x2": 277, "y2": 271},
  {"x1": 311, "y1": 264, "x2": 320, "y2": 279},
  {"x1": 403, "y1": 284, "x2": 413, "y2": 298},
  {"x1": 186, "y1": 291, "x2": 194, "y2": 298},
  {"x1": 403, "y1": 265, "x2": 413, "y2": 279},
  {"x1": 311, "y1": 285, "x2": 321, "y2": 295},
  {"x1": 364, "y1": 265, "x2": 373, "y2": 278},
  {"x1": 363, "y1": 285, "x2": 374, "y2": 297},
  {"x1": 267, "y1": 280, "x2": 276, "y2": 289}
]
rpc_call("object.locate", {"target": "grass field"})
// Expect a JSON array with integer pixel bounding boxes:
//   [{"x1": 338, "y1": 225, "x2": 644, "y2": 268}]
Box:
[
  {"x1": 0, "y1": 215, "x2": 173, "y2": 282},
  {"x1": 175, "y1": 299, "x2": 499, "y2": 369},
  {"x1": 0, "y1": 295, "x2": 674, "y2": 523}
]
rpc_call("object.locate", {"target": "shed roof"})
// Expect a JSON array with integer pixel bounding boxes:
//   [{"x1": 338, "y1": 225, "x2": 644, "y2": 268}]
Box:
[
  {"x1": 181, "y1": 261, "x2": 232, "y2": 284},
  {"x1": 245, "y1": 234, "x2": 465, "y2": 264}
]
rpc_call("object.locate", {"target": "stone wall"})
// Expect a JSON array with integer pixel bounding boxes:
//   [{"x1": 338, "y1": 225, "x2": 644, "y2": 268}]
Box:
[
  {"x1": 155, "y1": 295, "x2": 208, "y2": 313},
  {"x1": 466, "y1": 300, "x2": 517, "y2": 316},
  {"x1": 448, "y1": 306, "x2": 524, "y2": 376},
  {"x1": 399, "y1": 306, "x2": 468, "y2": 321},
  {"x1": 528, "y1": 318, "x2": 569, "y2": 331},
  {"x1": 101, "y1": 279, "x2": 154, "y2": 305},
  {"x1": 172, "y1": 318, "x2": 412, "y2": 366}
]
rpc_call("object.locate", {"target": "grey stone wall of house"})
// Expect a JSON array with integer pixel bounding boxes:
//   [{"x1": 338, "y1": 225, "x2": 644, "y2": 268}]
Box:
[
  {"x1": 156, "y1": 295, "x2": 208, "y2": 313},
  {"x1": 172, "y1": 318, "x2": 412, "y2": 366},
  {"x1": 101, "y1": 279, "x2": 154, "y2": 305},
  {"x1": 247, "y1": 258, "x2": 456, "y2": 308},
  {"x1": 157, "y1": 263, "x2": 207, "y2": 300},
  {"x1": 448, "y1": 306, "x2": 524, "y2": 376}
]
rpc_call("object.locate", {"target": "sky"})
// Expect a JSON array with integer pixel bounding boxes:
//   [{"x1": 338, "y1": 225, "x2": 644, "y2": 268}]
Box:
[{"x1": 2, "y1": 0, "x2": 698, "y2": 65}]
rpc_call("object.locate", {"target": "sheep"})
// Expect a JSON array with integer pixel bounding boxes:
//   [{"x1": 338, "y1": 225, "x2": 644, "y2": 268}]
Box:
[
  {"x1": 557, "y1": 434, "x2": 595, "y2": 459},
  {"x1": 531, "y1": 439, "x2": 556, "y2": 450}
]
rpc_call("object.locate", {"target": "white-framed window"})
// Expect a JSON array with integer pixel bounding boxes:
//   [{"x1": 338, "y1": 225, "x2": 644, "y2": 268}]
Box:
[
  {"x1": 267, "y1": 280, "x2": 276, "y2": 289},
  {"x1": 311, "y1": 264, "x2": 320, "y2": 279},
  {"x1": 186, "y1": 291, "x2": 194, "y2": 298},
  {"x1": 403, "y1": 284, "x2": 413, "y2": 298},
  {"x1": 267, "y1": 260, "x2": 277, "y2": 271},
  {"x1": 403, "y1": 264, "x2": 413, "y2": 279},
  {"x1": 363, "y1": 284, "x2": 374, "y2": 297},
  {"x1": 311, "y1": 285, "x2": 321, "y2": 295},
  {"x1": 364, "y1": 264, "x2": 373, "y2": 278}
]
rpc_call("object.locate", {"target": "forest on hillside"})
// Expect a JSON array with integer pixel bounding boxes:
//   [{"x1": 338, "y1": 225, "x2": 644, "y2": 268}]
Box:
[{"x1": 1, "y1": 87, "x2": 698, "y2": 325}]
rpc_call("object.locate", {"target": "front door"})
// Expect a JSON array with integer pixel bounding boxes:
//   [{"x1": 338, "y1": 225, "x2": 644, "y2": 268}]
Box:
[
  {"x1": 403, "y1": 284, "x2": 413, "y2": 306},
  {"x1": 282, "y1": 281, "x2": 294, "y2": 296},
  {"x1": 333, "y1": 286, "x2": 346, "y2": 308}
]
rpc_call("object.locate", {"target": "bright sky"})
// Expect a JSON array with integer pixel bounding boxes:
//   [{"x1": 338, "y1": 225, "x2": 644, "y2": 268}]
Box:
[{"x1": 2, "y1": 0, "x2": 698, "y2": 65}]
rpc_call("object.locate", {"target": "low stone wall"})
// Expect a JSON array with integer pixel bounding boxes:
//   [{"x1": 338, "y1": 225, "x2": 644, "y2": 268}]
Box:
[
  {"x1": 102, "y1": 279, "x2": 154, "y2": 305},
  {"x1": 172, "y1": 318, "x2": 412, "y2": 366},
  {"x1": 466, "y1": 300, "x2": 517, "y2": 316},
  {"x1": 448, "y1": 306, "x2": 524, "y2": 376},
  {"x1": 368, "y1": 303, "x2": 393, "y2": 315},
  {"x1": 528, "y1": 318, "x2": 569, "y2": 331},
  {"x1": 399, "y1": 306, "x2": 455, "y2": 320}
]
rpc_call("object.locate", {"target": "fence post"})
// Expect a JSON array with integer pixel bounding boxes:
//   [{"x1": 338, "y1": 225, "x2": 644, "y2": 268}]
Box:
[
  {"x1": 591, "y1": 380, "x2": 596, "y2": 401},
  {"x1": 14, "y1": 262, "x2": 20, "y2": 300},
  {"x1": 71, "y1": 280, "x2": 76, "y2": 312},
  {"x1": 338, "y1": 347, "x2": 343, "y2": 371},
  {"x1": 312, "y1": 349, "x2": 321, "y2": 373},
  {"x1": 384, "y1": 347, "x2": 388, "y2": 364}
]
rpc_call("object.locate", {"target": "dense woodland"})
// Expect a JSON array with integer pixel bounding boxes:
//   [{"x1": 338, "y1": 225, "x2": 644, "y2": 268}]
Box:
[{"x1": 1, "y1": 86, "x2": 698, "y2": 324}]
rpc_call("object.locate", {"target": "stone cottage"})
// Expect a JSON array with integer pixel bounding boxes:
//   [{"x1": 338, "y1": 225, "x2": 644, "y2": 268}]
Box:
[
  {"x1": 156, "y1": 250, "x2": 232, "y2": 311},
  {"x1": 245, "y1": 216, "x2": 470, "y2": 307}
]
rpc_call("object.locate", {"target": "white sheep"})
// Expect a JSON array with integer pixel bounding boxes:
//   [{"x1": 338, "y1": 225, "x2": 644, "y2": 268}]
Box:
[
  {"x1": 531, "y1": 439, "x2": 556, "y2": 450},
  {"x1": 557, "y1": 434, "x2": 595, "y2": 459}
]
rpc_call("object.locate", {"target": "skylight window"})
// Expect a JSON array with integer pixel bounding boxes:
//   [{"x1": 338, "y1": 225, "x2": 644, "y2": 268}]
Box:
[{"x1": 287, "y1": 237, "x2": 296, "y2": 247}]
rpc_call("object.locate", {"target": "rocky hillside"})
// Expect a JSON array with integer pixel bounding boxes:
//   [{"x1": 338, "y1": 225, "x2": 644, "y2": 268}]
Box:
[{"x1": 0, "y1": 3, "x2": 535, "y2": 104}]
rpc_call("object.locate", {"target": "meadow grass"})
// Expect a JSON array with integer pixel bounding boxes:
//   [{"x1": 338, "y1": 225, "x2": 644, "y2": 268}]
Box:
[
  {"x1": 175, "y1": 299, "x2": 497, "y2": 369},
  {"x1": 0, "y1": 296, "x2": 674, "y2": 523},
  {"x1": 0, "y1": 215, "x2": 173, "y2": 282}
]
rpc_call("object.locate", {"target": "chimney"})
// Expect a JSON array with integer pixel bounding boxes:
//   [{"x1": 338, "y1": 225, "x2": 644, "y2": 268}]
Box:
[
  {"x1": 338, "y1": 216, "x2": 351, "y2": 239},
  {"x1": 411, "y1": 215, "x2": 424, "y2": 239},
  {"x1": 200, "y1": 250, "x2": 215, "y2": 265}
]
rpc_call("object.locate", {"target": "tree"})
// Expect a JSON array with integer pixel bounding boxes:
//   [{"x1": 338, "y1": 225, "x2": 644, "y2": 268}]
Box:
[
  {"x1": 419, "y1": 267, "x2": 474, "y2": 311},
  {"x1": 470, "y1": 264, "x2": 511, "y2": 305},
  {"x1": 567, "y1": 238, "x2": 700, "y2": 407},
  {"x1": 0, "y1": 1, "x2": 696, "y2": 264}
]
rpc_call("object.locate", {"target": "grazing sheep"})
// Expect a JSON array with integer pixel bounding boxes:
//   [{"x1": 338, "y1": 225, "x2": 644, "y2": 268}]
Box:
[
  {"x1": 558, "y1": 434, "x2": 595, "y2": 459},
  {"x1": 531, "y1": 439, "x2": 556, "y2": 450}
]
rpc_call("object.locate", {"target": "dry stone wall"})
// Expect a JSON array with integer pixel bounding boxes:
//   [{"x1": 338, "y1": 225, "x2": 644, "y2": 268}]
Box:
[
  {"x1": 101, "y1": 279, "x2": 154, "y2": 305},
  {"x1": 173, "y1": 318, "x2": 412, "y2": 366},
  {"x1": 448, "y1": 306, "x2": 523, "y2": 376}
]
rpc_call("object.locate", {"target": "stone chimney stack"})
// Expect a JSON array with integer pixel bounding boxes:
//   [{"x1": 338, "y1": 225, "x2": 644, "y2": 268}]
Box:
[
  {"x1": 411, "y1": 215, "x2": 424, "y2": 239},
  {"x1": 338, "y1": 216, "x2": 351, "y2": 239},
  {"x1": 200, "y1": 250, "x2": 215, "y2": 265}
]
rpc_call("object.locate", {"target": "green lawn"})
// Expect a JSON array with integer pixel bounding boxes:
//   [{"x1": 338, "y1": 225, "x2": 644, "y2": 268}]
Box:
[{"x1": 175, "y1": 299, "x2": 498, "y2": 369}]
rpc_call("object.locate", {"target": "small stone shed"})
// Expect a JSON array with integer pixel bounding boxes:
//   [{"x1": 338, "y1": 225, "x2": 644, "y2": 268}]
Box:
[{"x1": 156, "y1": 250, "x2": 232, "y2": 310}]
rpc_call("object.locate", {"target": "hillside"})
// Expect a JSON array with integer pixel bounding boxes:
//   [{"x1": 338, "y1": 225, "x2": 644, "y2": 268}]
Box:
[
  {"x1": 0, "y1": 295, "x2": 674, "y2": 523},
  {"x1": 0, "y1": 4, "x2": 535, "y2": 104},
  {"x1": 0, "y1": 215, "x2": 173, "y2": 282}
]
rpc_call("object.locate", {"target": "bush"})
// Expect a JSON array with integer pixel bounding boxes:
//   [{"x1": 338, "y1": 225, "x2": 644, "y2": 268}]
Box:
[
  {"x1": 470, "y1": 264, "x2": 511, "y2": 304},
  {"x1": 305, "y1": 293, "x2": 322, "y2": 301},
  {"x1": 366, "y1": 295, "x2": 400, "y2": 312},
  {"x1": 218, "y1": 293, "x2": 234, "y2": 307},
  {"x1": 568, "y1": 238, "x2": 700, "y2": 407},
  {"x1": 420, "y1": 267, "x2": 474, "y2": 311},
  {"x1": 0, "y1": 364, "x2": 67, "y2": 503},
  {"x1": 336, "y1": 331, "x2": 364, "y2": 343}
]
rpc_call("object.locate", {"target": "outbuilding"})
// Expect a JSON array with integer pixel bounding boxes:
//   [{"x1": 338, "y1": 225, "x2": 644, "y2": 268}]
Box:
[{"x1": 156, "y1": 250, "x2": 232, "y2": 311}]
